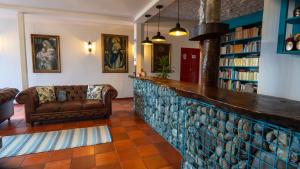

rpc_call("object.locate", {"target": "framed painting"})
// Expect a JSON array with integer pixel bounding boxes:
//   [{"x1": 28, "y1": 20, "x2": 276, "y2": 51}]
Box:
[
  {"x1": 31, "y1": 34, "x2": 61, "y2": 73},
  {"x1": 152, "y1": 43, "x2": 171, "y2": 73},
  {"x1": 102, "y1": 34, "x2": 128, "y2": 73}
]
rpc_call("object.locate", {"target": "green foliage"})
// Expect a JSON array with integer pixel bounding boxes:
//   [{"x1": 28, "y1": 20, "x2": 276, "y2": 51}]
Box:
[{"x1": 156, "y1": 56, "x2": 172, "y2": 79}]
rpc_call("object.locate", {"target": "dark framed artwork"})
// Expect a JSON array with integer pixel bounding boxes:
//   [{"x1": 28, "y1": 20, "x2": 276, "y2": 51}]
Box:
[
  {"x1": 152, "y1": 43, "x2": 171, "y2": 73},
  {"x1": 31, "y1": 34, "x2": 61, "y2": 73},
  {"x1": 102, "y1": 34, "x2": 128, "y2": 73}
]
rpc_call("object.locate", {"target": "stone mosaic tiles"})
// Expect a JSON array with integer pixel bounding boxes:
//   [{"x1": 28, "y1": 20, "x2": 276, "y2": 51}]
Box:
[{"x1": 133, "y1": 79, "x2": 300, "y2": 169}]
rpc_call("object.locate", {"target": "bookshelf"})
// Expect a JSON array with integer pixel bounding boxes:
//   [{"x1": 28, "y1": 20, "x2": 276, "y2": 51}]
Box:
[
  {"x1": 278, "y1": 0, "x2": 300, "y2": 54},
  {"x1": 219, "y1": 11, "x2": 263, "y2": 93}
]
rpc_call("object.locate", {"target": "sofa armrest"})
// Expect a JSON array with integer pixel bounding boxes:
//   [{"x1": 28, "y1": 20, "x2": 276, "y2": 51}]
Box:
[
  {"x1": 15, "y1": 87, "x2": 38, "y2": 123},
  {"x1": 101, "y1": 85, "x2": 118, "y2": 115},
  {"x1": 0, "y1": 88, "x2": 19, "y2": 104}
]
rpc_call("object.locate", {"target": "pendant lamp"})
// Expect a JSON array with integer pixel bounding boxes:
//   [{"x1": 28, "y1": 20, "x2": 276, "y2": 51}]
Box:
[
  {"x1": 152, "y1": 5, "x2": 166, "y2": 42},
  {"x1": 142, "y1": 14, "x2": 153, "y2": 45},
  {"x1": 168, "y1": 0, "x2": 187, "y2": 36}
]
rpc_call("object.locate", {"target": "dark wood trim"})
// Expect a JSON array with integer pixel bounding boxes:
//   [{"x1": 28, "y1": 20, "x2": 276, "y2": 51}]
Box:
[{"x1": 113, "y1": 97, "x2": 133, "y2": 100}]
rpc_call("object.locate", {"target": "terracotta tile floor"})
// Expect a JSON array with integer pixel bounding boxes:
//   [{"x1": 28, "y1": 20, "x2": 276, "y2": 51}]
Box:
[{"x1": 0, "y1": 99, "x2": 182, "y2": 169}]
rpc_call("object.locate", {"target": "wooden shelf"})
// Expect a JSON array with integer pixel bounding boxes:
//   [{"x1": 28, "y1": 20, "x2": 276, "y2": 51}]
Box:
[
  {"x1": 282, "y1": 50, "x2": 300, "y2": 55},
  {"x1": 219, "y1": 12, "x2": 262, "y2": 93},
  {"x1": 219, "y1": 78, "x2": 258, "y2": 83},
  {"x1": 220, "y1": 52, "x2": 260, "y2": 57},
  {"x1": 219, "y1": 66, "x2": 259, "y2": 69},
  {"x1": 286, "y1": 16, "x2": 300, "y2": 24},
  {"x1": 277, "y1": 0, "x2": 300, "y2": 54},
  {"x1": 221, "y1": 36, "x2": 261, "y2": 45}
]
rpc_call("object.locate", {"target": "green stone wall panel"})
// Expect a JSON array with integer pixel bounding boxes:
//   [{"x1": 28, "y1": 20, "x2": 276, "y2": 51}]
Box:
[{"x1": 133, "y1": 79, "x2": 300, "y2": 169}]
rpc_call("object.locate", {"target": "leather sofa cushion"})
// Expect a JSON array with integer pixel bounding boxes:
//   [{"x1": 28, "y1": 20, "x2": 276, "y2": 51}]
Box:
[
  {"x1": 55, "y1": 86, "x2": 87, "y2": 101},
  {"x1": 60, "y1": 101, "x2": 82, "y2": 111},
  {"x1": 36, "y1": 102, "x2": 61, "y2": 113},
  {"x1": 0, "y1": 88, "x2": 19, "y2": 104},
  {"x1": 82, "y1": 100, "x2": 104, "y2": 110},
  {"x1": 35, "y1": 100, "x2": 104, "y2": 114}
]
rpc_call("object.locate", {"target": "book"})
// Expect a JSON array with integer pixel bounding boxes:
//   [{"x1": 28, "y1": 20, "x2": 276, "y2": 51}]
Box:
[
  {"x1": 220, "y1": 41, "x2": 261, "y2": 54},
  {"x1": 221, "y1": 26, "x2": 261, "y2": 43},
  {"x1": 219, "y1": 58, "x2": 259, "y2": 67},
  {"x1": 219, "y1": 80, "x2": 257, "y2": 93}
]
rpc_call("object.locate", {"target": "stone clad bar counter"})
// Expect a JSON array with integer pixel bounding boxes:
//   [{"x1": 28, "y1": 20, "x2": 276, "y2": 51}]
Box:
[{"x1": 129, "y1": 76, "x2": 300, "y2": 169}]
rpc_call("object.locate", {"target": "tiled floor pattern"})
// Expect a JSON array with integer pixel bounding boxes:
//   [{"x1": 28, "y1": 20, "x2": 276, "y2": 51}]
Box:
[{"x1": 0, "y1": 99, "x2": 182, "y2": 169}]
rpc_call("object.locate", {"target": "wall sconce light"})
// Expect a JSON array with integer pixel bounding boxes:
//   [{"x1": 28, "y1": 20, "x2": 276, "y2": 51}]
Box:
[{"x1": 88, "y1": 41, "x2": 92, "y2": 53}]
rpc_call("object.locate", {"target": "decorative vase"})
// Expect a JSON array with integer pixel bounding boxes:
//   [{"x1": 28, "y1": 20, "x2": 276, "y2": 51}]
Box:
[
  {"x1": 294, "y1": 6, "x2": 300, "y2": 17},
  {"x1": 294, "y1": 34, "x2": 300, "y2": 50},
  {"x1": 286, "y1": 36, "x2": 294, "y2": 51}
]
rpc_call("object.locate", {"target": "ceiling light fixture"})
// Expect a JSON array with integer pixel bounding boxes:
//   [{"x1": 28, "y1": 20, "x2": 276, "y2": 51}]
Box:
[
  {"x1": 168, "y1": 0, "x2": 187, "y2": 36},
  {"x1": 152, "y1": 5, "x2": 166, "y2": 42},
  {"x1": 142, "y1": 14, "x2": 153, "y2": 45}
]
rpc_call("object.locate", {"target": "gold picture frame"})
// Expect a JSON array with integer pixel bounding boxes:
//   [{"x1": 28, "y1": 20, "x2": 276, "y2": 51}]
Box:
[
  {"x1": 152, "y1": 43, "x2": 171, "y2": 73},
  {"x1": 102, "y1": 34, "x2": 128, "y2": 73},
  {"x1": 31, "y1": 34, "x2": 61, "y2": 73}
]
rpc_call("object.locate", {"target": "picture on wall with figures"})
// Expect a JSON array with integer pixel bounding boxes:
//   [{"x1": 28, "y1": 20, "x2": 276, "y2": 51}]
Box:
[
  {"x1": 31, "y1": 34, "x2": 61, "y2": 73},
  {"x1": 152, "y1": 43, "x2": 171, "y2": 73},
  {"x1": 102, "y1": 34, "x2": 128, "y2": 73}
]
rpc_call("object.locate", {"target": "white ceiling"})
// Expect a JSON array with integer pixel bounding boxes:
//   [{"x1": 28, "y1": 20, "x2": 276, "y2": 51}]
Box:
[
  {"x1": 0, "y1": 0, "x2": 153, "y2": 18},
  {"x1": 0, "y1": 0, "x2": 263, "y2": 23}
]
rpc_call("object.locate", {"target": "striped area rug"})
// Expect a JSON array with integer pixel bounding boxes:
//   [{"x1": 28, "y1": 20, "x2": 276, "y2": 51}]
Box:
[{"x1": 0, "y1": 125, "x2": 111, "y2": 158}]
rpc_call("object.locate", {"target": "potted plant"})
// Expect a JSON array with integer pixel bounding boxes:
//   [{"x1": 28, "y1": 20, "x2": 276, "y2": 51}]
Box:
[{"x1": 156, "y1": 56, "x2": 173, "y2": 79}]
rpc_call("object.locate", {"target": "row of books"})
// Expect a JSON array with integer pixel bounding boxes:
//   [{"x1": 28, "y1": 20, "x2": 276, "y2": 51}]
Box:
[
  {"x1": 235, "y1": 26, "x2": 261, "y2": 40},
  {"x1": 220, "y1": 41, "x2": 261, "y2": 54},
  {"x1": 219, "y1": 58, "x2": 259, "y2": 67},
  {"x1": 219, "y1": 80, "x2": 257, "y2": 93},
  {"x1": 234, "y1": 71, "x2": 258, "y2": 81},
  {"x1": 219, "y1": 70, "x2": 258, "y2": 81},
  {"x1": 219, "y1": 70, "x2": 233, "y2": 79},
  {"x1": 221, "y1": 26, "x2": 261, "y2": 42}
]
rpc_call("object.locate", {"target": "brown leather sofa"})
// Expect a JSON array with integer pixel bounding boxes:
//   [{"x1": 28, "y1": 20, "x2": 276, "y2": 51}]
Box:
[
  {"x1": 16, "y1": 85, "x2": 117, "y2": 126},
  {"x1": 0, "y1": 88, "x2": 19, "y2": 123}
]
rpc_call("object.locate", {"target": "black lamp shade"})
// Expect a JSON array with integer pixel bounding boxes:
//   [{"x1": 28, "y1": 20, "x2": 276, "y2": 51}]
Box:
[
  {"x1": 169, "y1": 23, "x2": 188, "y2": 36},
  {"x1": 142, "y1": 37, "x2": 153, "y2": 45},
  {"x1": 152, "y1": 32, "x2": 166, "y2": 42}
]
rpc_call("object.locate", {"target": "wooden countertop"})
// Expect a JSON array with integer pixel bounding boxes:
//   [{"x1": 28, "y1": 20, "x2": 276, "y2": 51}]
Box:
[{"x1": 130, "y1": 76, "x2": 300, "y2": 131}]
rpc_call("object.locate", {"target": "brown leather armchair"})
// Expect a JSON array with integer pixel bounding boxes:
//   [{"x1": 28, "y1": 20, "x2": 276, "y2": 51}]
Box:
[
  {"x1": 0, "y1": 88, "x2": 19, "y2": 123},
  {"x1": 16, "y1": 85, "x2": 117, "y2": 126}
]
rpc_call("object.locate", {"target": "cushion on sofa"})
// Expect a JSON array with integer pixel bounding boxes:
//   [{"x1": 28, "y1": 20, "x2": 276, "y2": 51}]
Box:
[
  {"x1": 86, "y1": 85, "x2": 103, "y2": 100},
  {"x1": 60, "y1": 101, "x2": 82, "y2": 111},
  {"x1": 36, "y1": 86, "x2": 56, "y2": 104},
  {"x1": 0, "y1": 88, "x2": 19, "y2": 104},
  {"x1": 57, "y1": 90, "x2": 67, "y2": 102},
  {"x1": 82, "y1": 100, "x2": 104, "y2": 110},
  {"x1": 36, "y1": 102, "x2": 61, "y2": 114}
]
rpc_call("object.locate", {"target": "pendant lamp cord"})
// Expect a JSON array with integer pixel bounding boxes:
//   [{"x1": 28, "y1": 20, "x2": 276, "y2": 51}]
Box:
[
  {"x1": 146, "y1": 19, "x2": 149, "y2": 37},
  {"x1": 158, "y1": 7, "x2": 160, "y2": 32},
  {"x1": 177, "y1": 0, "x2": 180, "y2": 23}
]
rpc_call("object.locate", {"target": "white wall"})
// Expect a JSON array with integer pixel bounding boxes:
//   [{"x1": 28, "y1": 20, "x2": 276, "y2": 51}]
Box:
[
  {"x1": 258, "y1": 0, "x2": 300, "y2": 101},
  {"x1": 0, "y1": 11, "x2": 23, "y2": 90},
  {"x1": 23, "y1": 15, "x2": 134, "y2": 98},
  {"x1": 143, "y1": 22, "x2": 199, "y2": 80},
  {"x1": 0, "y1": 12, "x2": 198, "y2": 98}
]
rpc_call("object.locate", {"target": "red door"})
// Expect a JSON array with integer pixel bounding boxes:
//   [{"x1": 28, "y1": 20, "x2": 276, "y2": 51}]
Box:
[{"x1": 180, "y1": 48, "x2": 200, "y2": 83}]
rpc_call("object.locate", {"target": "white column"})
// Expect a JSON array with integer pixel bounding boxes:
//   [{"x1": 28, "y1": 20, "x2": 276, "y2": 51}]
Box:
[
  {"x1": 17, "y1": 12, "x2": 28, "y2": 89},
  {"x1": 134, "y1": 23, "x2": 144, "y2": 74}
]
